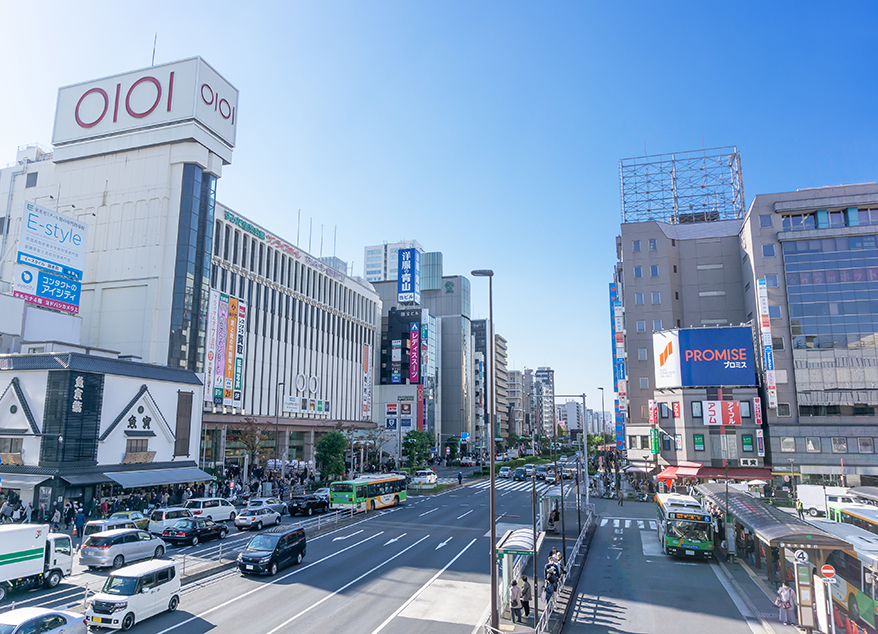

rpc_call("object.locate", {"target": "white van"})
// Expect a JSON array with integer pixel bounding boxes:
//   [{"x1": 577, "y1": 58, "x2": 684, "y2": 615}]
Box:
[
  {"x1": 184, "y1": 498, "x2": 237, "y2": 522},
  {"x1": 86, "y1": 559, "x2": 180, "y2": 630},
  {"x1": 797, "y1": 484, "x2": 858, "y2": 517},
  {"x1": 148, "y1": 507, "x2": 194, "y2": 535}
]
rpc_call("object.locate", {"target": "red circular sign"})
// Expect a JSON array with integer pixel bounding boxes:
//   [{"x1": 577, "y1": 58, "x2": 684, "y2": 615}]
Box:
[{"x1": 822, "y1": 564, "x2": 836, "y2": 579}]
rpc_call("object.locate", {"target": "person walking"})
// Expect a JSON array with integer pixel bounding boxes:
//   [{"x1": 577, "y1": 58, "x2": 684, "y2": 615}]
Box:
[
  {"x1": 50, "y1": 507, "x2": 61, "y2": 531},
  {"x1": 796, "y1": 499, "x2": 805, "y2": 520},
  {"x1": 23, "y1": 501, "x2": 32, "y2": 524},
  {"x1": 617, "y1": 488, "x2": 624, "y2": 506},
  {"x1": 74, "y1": 507, "x2": 86, "y2": 542},
  {"x1": 510, "y1": 579, "x2": 523, "y2": 623},
  {"x1": 776, "y1": 582, "x2": 797, "y2": 625},
  {"x1": 520, "y1": 575, "x2": 532, "y2": 620},
  {"x1": 457, "y1": 472, "x2": 463, "y2": 486}
]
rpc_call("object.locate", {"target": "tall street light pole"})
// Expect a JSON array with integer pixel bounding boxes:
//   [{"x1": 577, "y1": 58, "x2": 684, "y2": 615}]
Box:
[
  {"x1": 471, "y1": 269, "x2": 497, "y2": 633},
  {"x1": 276, "y1": 382, "x2": 285, "y2": 478}
]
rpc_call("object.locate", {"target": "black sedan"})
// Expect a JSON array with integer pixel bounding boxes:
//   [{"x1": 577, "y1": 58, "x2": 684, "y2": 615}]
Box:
[
  {"x1": 288, "y1": 495, "x2": 329, "y2": 516},
  {"x1": 162, "y1": 518, "x2": 228, "y2": 545}
]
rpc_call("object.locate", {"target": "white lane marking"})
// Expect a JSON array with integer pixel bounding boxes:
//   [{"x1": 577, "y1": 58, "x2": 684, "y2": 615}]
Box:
[
  {"x1": 265, "y1": 535, "x2": 431, "y2": 634},
  {"x1": 333, "y1": 529, "x2": 364, "y2": 542},
  {"x1": 616, "y1": 551, "x2": 622, "y2": 560},
  {"x1": 613, "y1": 520, "x2": 620, "y2": 528},
  {"x1": 637, "y1": 521, "x2": 644, "y2": 529},
  {"x1": 153, "y1": 531, "x2": 384, "y2": 634},
  {"x1": 649, "y1": 521, "x2": 657, "y2": 530},
  {"x1": 5, "y1": 585, "x2": 82, "y2": 606},
  {"x1": 457, "y1": 510, "x2": 473, "y2": 520},
  {"x1": 600, "y1": 519, "x2": 608, "y2": 527},
  {"x1": 419, "y1": 508, "x2": 438, "y2": 517},
  {"x1": 368, "y1": 538, "x2": 478, "y2": 634},
  {"x1": 436, "y1": 537, "x2": 452, "y2": 550},
  {"x1": 384, "y1": 533, "x2": 407, "y2": 546},
  {"x1": 614, "y1": 529, "x2": 623, "y2": 534},
  {"x1": 709, "y1": 563, "x2": 765, "y2": 634}
]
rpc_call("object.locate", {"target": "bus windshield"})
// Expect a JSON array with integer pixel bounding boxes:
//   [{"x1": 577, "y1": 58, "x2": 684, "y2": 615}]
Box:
[
  {"x1": 331, "y1": 483, "x2": 353, "y2": 493},
  {"x1": 668, "y1": 520, "x2": 711, "y2": 542}
]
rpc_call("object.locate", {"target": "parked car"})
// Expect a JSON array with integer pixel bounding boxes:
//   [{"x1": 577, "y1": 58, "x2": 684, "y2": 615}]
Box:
[
  {"x1": 0, "y1": 607, "x2": 86, "y2": 634},
  {"x1": 247, "y1": 497, "x2": 288, "y2": 516},
  {"x1": 237, "y1": 526, "x2": 306, "y2": 576},
  {"x1": 524, "y1": 464, "x2": 535, "y2": 477},
  {"x1": 183, "y1": 498, "x2": 237, "y2": 522},
  {"x1": 148, "y1": 507, "x2": 194, "y2": 535},
  {"x1": 288, "y1": 495, "x2": 329, "y2": 516},
  {"x1": 412, "y1": 469, "x2": 438, "y2": 485},
  {"x1": 109, "y1": 511, "x2": 150, "y2": 531},
  {"x1": 558, "y1": 455, "x2": 568, "y2": 463},
  {"x1": 161, "y1": 518, "x2": 228, "y2": 546},
  {"x1": 86, "y1": 560, "x2": 180, "y2": 631},
  {"x1": 234, "y1": 507, "x2": 281, "y2": 531},
  {"x1": 535, "y1": 465, "x2": 549, "y2": 480},
  {"x1": 459, "y1": 456, "x2": 475, "y2": 466},
  {"x1": 311, "y1": 487, "x2": 331, "y2": 501},
  {"x1": 498, "y1": 467, "x2": 512, "y2": 479},
  {"x1": 79, "y1": 529, "x2": 166, "y2": 570},
  {"x1": 83, "y1": 518, "x2": 138, "y2": 538},
  {"x1": 513, "y1": 467, "x2": 526, "y2": 482}
]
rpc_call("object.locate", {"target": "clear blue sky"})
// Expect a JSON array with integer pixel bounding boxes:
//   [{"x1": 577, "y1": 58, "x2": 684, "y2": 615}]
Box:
[{"x1": 3, "y1": 2, "x2": 877, "y2": 406}]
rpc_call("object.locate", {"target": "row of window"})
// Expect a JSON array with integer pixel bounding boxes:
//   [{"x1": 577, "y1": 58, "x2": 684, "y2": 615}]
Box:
[
  {"x1": 779, "y1": 436, "x2": 875, "y2": 454},
  {"x1": 632, "y1": 239, "x2": 659, "y2": 252},
  {"x1": 762, "y1": 208, "x2": 878, "y2": 231},
  {"x1": 633, "y1": 292, "x2": 662, "y2": 306},
  {"x1": 628, "y1": 433, "x2": 757, "y2": 453},
  {"x1": 633, "y1": 265, "x2": 661, "y2": 278}
]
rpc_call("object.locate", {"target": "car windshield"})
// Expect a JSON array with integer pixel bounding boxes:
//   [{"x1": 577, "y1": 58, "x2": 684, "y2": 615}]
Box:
[
  {"x1": 668, "y1": 521, "x2": 711, "y2": 542},
  {"x1": 240, "y1": 510, "x2": 257, "y2": 517},
  {"x1": 103, "y1": 575, "x2": 138, "y2": 595},
  {"x1": 247, "y1": 534, "x2": 280, "y2": 551},
  {"x1": 150, "y1": 510, "x2": 164, "y2": 521},
  {"x1": 110, "y1": 513, "x2": 128, "y2": 519},
  {"x1": 172, "y1": 520, "x2": 193, "y2": 529},
  {"x1": 331, "y1": 483, "x2": 353, "y2": 493},
  {"x1": 0, "y1": 625, "x2": 15, "y2": 634}
]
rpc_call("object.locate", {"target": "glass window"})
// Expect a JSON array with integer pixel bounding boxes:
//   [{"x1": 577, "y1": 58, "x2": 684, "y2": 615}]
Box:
[
  {"x1": 772, "y1": 337, "x2": 784, "y2": 351},
  {"x1": 650, "y1": 265, "x2": 659, "y2": 277},
  {"x1": 662, "y1": 436, "x2": 671, "y2": 451},
  {"x1": 633, "y1": 240, "x2": 641, "y2": 252},
  {"x1": 640, "y1": 436, "x2": 650, "y2": 450},
  {"x1": 638, "y1": 348, "x2": 648, "y2": 361},
  {"x1": 652, "y1": 319, "x2": 662, "y2": 331},
  {"x1": 759, "y1": 214, "x2": 773, "y2": 228},
  {"x1": 660, "y1": 403, "x2": 669, "y2": 418},
  {"x1": 651, "y1": 292, "x2": 661, "y2": 304},
  {"x1": 634, "y1": 266, "x2": 643, "y2": 278},
  {"x1": 768, "y1": 305, "x2": 781, "y2": 319},
  {"x1": 858, "y1": 438, "x2": 874, "y2": 454},
  {"x1": 831, "y1": 437, "x2": 848, "y2": 453},
  {"x1": 692, "y1": 402, "x2": 703, "y2": 418},
  {"x1": 766, "y1": 274, "x2": 778, "y2": 287},
  {"x1": 805, "y1": 437, "x2": 822, "y2": 452},
  {"x1": 649, "y1": 239, "x2": 657, "y2": 251},
  {"x1": 763, "y1": 244, "x2": 776, "y2": 257},
  {"x1": 640, "y1": 377, "x2": 649, "y2": 389},
  {"x1": 635, "y1": 293, "x2": 644, "y2": 305},
  {"x1": 628, "y1": 436, "x2": 636, "y2": 449},
  {"x1": 636, "y1": 320, "x2": 646, "y2": 333},
  {"x1": 829, "y1": 210, "x2": 846, "y2": 228},
  {"x1": 739, "y1": 401, "x2": 751, "y2": 418},
  {"x1": 780, "y1": 437, "x2": 796, "y2": 452},
  {"x1": 776, "y1": 403, "x2": 792, "y2": 417},
  {"x1": 25, "y1": 172, "x2": 38, "y2": 188}
]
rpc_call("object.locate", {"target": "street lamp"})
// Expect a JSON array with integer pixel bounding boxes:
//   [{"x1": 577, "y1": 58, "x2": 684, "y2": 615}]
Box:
[
  {"x1": 471, "y1": 268, "x2": 497, "y2": 633},
  {"x1": 275, "y1": 382, "x2": 285, "y2": 478}
]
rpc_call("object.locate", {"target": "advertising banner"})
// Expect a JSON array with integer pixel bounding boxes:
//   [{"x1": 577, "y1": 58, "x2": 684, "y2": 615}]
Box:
[
  {"x1": 18, "y1": 202, "x2": 87, "y2": 281},
  {"x1": 362, "y1": 344, "x2": 373, "y2": 419},
  {"x1": 205, "y1": 291, "x2": 219, "y2": 403},
  {"x1": 386, "y1": 403, "x2": 398, "y2": 417},
  {"x1": 756, "y1": 429, "x2": 765, "y2": 457},
  {"x1": 672, "y1": 402, "x2": 681, "y2": 418},
  {"x1": 409, "y1": 322, "x2": 420, "y2": 383},
  {"x1": 400, "y1": 418, "x2": 412, "y2": 429},
  {"x1": 614, "y1": 400, "x2": 624, "y2": 450},
  {"x1": 655, "y1": 327, "x2": 756, "y2": 388},
  {"x1": 13, "y1": 264, "x2": 81, "y2": 314},
  {"x1": 214, "y1": 294, "x2": 229, "y2": 404},
  {"x1": 417, "y1": 384, "x2": 425, "y2": 431},
  {"x1": 757, "y1": 279, "x2": 778, "y2": 408},
  {"x1": 653, "y1": 330, "x2": 681, "y2": 388},
  {"x1": 753, "y1": 396, "x2": 763, "y2": 426},
  {"x1": 207, "y1": 290, "x2": 247, "y2": 407},
  {"x1": 702, "y1": 400, "x2": 742, "y2": 425},
  {"x1": 223, "y1": 297, "x2": 237, "y2": 406},
  {"x1": 397, "y1": 248, "x2": 421, "y2": 304},
  {"x1": 233, "y1": 301, "x2": 246, "y2": 408},
  {"x1": 648, "y1": 400, "x2": 657, "y2": 426},
  {"x1": 283, "y1": 396, "x2": 300, "y2": 413}
]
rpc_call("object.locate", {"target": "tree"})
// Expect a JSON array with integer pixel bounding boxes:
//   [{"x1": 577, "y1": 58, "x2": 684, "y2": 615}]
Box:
[
  {"x1": 316, "y1": 430, "x2": 348, "y2": 480},
  {"x1": 445, "y1": 437, "x2": 459, "y2": 461},
  {"x1": 402, "y1": 430, "x2": 432, "y2": 467},
  {"x1": 228, "y1": 417, "x2": 273, "y2": 479}
]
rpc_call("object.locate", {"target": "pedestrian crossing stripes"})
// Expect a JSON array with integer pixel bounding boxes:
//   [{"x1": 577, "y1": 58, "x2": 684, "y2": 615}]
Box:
[
  {"x1": 468, "y1": 480, "x2": 556, "y2": 494},
  {"x1": 600, "y1": 518, "x2": 656, "y2": 530}
]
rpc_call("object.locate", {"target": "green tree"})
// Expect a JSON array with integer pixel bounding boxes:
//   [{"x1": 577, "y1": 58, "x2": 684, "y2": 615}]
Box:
[
  {"x1": 403, "y1": 430, "x2": 433, "y2": 467},
  {"x1": 445, "y1": 438, "x2": 459, "y2": 461},
  {"x1": 316, "y1": 430, "x2": 348, "y2": 480}
]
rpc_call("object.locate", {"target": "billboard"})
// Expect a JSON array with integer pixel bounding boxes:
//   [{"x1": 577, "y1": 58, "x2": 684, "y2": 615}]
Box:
[
  {"x1": 653, "y1": 327, "x2": 756, "y2": 388},
  {"x1": 206, "y1": 290, "x2": 247, "y2": 407},
  {"x1": 757, "y1": 279, "x2": 778, "y2": 408},
  {"x1": 362, "y1": 344, "x2": 373, "y2": 419},
  {"x1": 13, "y1": 264, "x2": 81, "y2": 314},
  {"x1": 397, "y1": 248, "x2": 421, "y2": 304},
  {"x1": 18, "y1": 201, "x2": 87, "y2": 281},
  {"x1": 409, "y1": 322, "x2": 420, "y2": 383},
  {"x1": 702, "y1": 400, "x2": 742, "y2": 425}
]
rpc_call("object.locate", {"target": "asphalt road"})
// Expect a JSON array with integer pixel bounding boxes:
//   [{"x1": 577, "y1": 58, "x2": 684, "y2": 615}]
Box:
[{"x1": 564, "y1": 497, "x2": 758, "y2": 634}]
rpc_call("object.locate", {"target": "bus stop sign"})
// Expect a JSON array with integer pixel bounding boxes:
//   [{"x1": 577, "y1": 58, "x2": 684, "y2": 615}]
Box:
[{"x1": 821, "y1": 564, "x2": 835, "y2": 579}]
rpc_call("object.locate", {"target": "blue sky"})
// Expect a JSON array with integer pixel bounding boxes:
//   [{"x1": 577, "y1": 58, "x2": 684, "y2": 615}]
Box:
[{"x1": 3, "y1": 2, "x2": 877, "y2": 406}]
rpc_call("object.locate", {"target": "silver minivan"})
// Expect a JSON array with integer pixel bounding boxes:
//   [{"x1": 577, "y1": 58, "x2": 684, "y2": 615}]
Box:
[
  {"x1": 83, "y1": 518, "x2": 138, "y2": 537},
  {"x1": 79, "y1": 529, "x2": 166, "y2": 569}
]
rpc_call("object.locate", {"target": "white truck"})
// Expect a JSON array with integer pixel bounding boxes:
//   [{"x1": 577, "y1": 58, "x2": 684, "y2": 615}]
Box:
[
  {"x1": 797, "y1": 484, "x2": 858, "y2": 517},
  {"x1": 0, "y1": 524, "x2": 73, "y2": 602}
]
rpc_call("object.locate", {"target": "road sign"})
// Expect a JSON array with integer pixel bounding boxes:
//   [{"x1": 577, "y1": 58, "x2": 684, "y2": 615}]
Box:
[
  {"x1": 822, "y1": 564, "x2": 836, "y2": 579},
  {"x1": 794, "y1": 549, "x2": 810, "y2": 564}
]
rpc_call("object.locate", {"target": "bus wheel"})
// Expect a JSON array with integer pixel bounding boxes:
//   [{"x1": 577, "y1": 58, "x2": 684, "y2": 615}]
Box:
[{"x1": 393, "y1": 496, "x2": 399, "y2": 506}]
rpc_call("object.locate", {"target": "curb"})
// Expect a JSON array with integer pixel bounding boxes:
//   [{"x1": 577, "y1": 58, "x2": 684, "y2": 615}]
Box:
[{"x1": 716, "y1": 557, "x2": 777, "y2": 634}]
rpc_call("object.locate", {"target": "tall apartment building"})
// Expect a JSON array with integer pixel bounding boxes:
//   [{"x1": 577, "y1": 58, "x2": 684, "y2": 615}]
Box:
[
  {"x1": 507, "y1": 369, "x2": 524, "y2": 438},
  {"x1": 363, "y1": 241, "x2": 424, "y2": 283},
  {"x1": 558, "y1": 400, "x2": 583, "y2": 437},
  {"x1": 534, "y1": 367, "x2": 556, "y2": 435},
  {"x1": 495, "y1": 333, "x2": 509, "y2": 442},
  {"x1": 522, "y1": 369, "x2": 540, "y2": 435}
]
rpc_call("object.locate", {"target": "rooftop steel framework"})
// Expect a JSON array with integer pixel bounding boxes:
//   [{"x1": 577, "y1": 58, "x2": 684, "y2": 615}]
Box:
[{"x1": 620, "y1": 146, "x2": 745, "y2": 224}]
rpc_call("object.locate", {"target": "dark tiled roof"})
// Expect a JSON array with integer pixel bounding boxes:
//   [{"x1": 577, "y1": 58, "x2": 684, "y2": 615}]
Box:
[
  {"x1": 0, "y1": 460, "x2": 198, "y2": 477},
  {"x1": 0, "y1": 353, "x2": 202, "y2": 386},
  {"x1": 0, "y1": 377, "x2": 41, "y2": 435}
]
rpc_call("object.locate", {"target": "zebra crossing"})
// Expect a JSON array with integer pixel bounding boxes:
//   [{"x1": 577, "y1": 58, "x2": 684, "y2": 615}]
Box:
[
  {"x1": 600, "y1": 517, "x2": 657, "y2": 531},
  {"x1": 468, "y1": 479, "x2": 557, "y2": 494}
]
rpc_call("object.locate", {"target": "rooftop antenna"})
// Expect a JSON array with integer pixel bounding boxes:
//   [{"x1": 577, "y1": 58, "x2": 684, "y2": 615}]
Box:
[{"x1": 151, "y1": 33, "x2": 157, "y2": 66}]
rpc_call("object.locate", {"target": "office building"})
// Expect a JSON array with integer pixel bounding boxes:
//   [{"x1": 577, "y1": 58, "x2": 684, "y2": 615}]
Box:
[
  {"x1": 363, "y1": 241, "x2": 424, "y2": 283},
  {"x1": 534, "y1": 367, "x2": 556, "y2": 435}
]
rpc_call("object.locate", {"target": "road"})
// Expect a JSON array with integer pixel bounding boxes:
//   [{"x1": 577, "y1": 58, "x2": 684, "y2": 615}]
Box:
[{"x1": 564, "y1": 497, "x2": 759, "y2": 634}]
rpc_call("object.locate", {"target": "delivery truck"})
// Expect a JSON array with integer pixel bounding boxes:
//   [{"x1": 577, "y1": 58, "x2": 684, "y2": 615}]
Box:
[
  {"x1": 0, "y1": 524, "x2": 73, "y2": 602},
  {"x1": 797, "y1": 484, "x2": 858, "y2": 517}
]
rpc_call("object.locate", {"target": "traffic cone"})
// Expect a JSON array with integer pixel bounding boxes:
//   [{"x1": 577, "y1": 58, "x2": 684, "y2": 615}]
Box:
[{"x1": 72, "y1": 525, "x2": 77, "y2": 537}]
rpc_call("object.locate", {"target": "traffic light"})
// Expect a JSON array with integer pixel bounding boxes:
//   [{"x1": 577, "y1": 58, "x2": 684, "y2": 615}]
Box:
[{"x1": 649, "y1": 429, "x2": 660, "y2": 454}]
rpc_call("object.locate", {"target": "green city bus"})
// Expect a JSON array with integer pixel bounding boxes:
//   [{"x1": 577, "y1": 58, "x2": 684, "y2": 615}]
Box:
[
  {"x1": 655, "y1": 493, "x2": 714, "y2": 559},
  {"x1": 828, "y1": 502, "x2": 878, "y2": 539},
  {"x1": 329, "y1": 474, "x2": 407, "y2": 511}
]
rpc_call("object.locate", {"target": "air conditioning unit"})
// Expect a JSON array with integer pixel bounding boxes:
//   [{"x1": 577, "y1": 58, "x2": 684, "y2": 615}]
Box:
[{"x1": 740, "y1": 458, "x2": 758, "y2": 467}]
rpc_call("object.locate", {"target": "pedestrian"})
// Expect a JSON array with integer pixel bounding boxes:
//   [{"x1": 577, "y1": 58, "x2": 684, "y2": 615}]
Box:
[
  {"x1": 776, "y1": 582, "x2": 797, "y2": 625},
  {"x1": 617, "y1": 489, "x2": 624, "y2": 506},
  {"x1": 100, "y1": 499, "x2": 109, "y2": 518},
  {"x1": 51, "y1": 507, "x2": 61, "y2": 531},
  {"x1": 74, "y1": 507, "x2": 85, "y2": 540},
  {"x1": 23, "y1": 501, "x2": 32, "y2": 524},
  {"x1": 796, "y1": 499, "x2": 804, "y2": 520},
  {"x1": 520, "y1": 576, "x2": 532, "y2": 619},
  {"x1": 457, "y1": 472, "x2": 463, "y2": 486},
  {"x1": 510, "y1": 579, "x2": 523, "y2": 623}
]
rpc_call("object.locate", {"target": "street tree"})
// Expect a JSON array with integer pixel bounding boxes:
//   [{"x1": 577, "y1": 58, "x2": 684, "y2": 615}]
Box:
[
  {"x1": 402, "y1": 429, "x2": 432, "y2": 467},
  {"x1": 316, "y1": 430, "x2": 348, "y2": 481},
  {"x1": 228, "y1": 417, "x2": 273, "y2": 480}
]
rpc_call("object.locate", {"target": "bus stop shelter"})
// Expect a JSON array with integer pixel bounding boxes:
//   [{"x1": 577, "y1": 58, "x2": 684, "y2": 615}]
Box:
[
  {"x1": 496, "y1": 527, "x2": 545, "y2": 615},
  {"x1": 697, "y1": 483, "x2": 850, "y2": 581},
  {"x1": 539, "y1": 484, "x2": 572, "y2": 532}
]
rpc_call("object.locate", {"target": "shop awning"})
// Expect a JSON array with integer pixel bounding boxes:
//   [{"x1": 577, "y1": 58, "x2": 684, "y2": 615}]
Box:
[
  {"x1": 62, "y1": 473, "x2": 115, "y2": 486},
  {"x1": 105, "y1": 467, "x2": 213, "y2": 489},
  {"x1": 696, "y1": 483, "x2": 851, "y2": 550},
  {"x1": 674, "y1": 461, "x2": 702, "y2": 477},
  {"x1": 657, "y1": 466, "x2": 678, "y2": 480},
  {"x1": 0, "y1": 473, "x2": 51, "y2": 489},
  {"x1": 696, "y1": 467, "x2": 772, "y2": 481}
]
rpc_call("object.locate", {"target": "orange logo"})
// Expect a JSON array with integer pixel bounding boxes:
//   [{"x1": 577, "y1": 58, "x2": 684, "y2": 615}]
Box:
[{"x1": 659, "y1": 342, "x2": 673, "y2": 367}]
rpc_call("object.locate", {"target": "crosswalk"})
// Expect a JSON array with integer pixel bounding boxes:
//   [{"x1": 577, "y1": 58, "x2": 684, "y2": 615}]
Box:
[
  {"x1": 600, "y1": 517, "x2": 657, "y2": 531},
  {"x1": 468, "y1": 479, "x2": 558, "y2": 494}
]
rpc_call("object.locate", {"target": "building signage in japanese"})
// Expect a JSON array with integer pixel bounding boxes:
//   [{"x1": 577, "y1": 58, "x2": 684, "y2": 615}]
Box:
[
  {"x1": 409, "y1": 322, "x2": 420, "y2": 383},
  {"x1": 206, "y1": 289, "x2": 247, "y2": 408},
  {"x1": 362, "y1": 343, "x2": 373, "y2": 419},
  {"x1": 654, "y1": 327, "x2": 756, "y2": 388},
  {"x1": 13, "y1": 264, "x2": 82, "y2": 314},
  {"x1": 397, "y1": 248, "x2": 420, "y2": 304},
  {"x1": 18, "y1": 202, "x2": 87, "y2": 281},
  {"x1": 702, "y1": 400, "x2": 742, "y2": 425},
  {"x1": 385, "y1": 403, "x2": 398, "y2": 417},
  {"x1": 757, "y1": 279, "x2": 778, "y2": 408},
  {"x1": 755, "y1": 428, "x2": 765, "y2": 457}
]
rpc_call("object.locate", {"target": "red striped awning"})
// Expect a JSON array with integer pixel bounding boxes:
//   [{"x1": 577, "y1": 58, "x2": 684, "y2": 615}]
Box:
[
  {"x1": 695, "y1": 467, "x2": 772, "y2": 481},
  {"x1": 657, "y1": 466, "x2": 678, "y2": 480}
]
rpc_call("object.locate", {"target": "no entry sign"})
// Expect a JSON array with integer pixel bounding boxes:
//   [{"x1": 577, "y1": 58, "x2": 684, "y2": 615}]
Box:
[{"x1": 822, "y1": 564, "x2": 836, "y2": 579}]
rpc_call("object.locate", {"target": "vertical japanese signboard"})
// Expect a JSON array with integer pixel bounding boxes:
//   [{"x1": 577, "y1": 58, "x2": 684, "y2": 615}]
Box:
[
  {"x1": 363, "y1": 343, "x2": 373, "y2": 419},
  {"x1": 233, "y1": 301, "x2": 246, "y2": 408},
  {"x1": 206, "y1": 289, "x2": 247, "y2": 407},
  {"x1": 755, "y1": 428, "x2": 765, "y2": 457},
  {"x1": 702, "y1": 401, "x2": 742, "y2": 425},
  {"x1": 205, "y1": 291, "x2": 219, "y2": 404},
  {"x1": 223, "y1": 297, "x2": 237, "y2": 406},
  {"x1": 397, "y1": 248, "x2": 421, "y2": 304},
  {"x1": 214, "y1": 294, "x2": 229, "y2": 404},
  {"x1": 409, "y1": 321, "x2": 420, "y2": 383},
  {"x1": 757, "y1": 279, "x2": 778, "y2": 408}
]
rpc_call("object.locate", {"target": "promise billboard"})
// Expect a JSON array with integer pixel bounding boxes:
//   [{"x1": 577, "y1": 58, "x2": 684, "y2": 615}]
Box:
[{"x1": 653, "y1": 326, "x2": 756, "y2": 388}]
